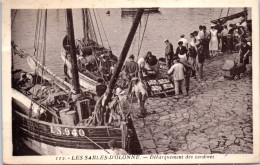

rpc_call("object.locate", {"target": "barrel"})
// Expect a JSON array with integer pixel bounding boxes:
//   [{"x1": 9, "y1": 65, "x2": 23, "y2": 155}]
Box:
[{"x1": 59, "y1": 108, "x2": 77, "y2": 126}]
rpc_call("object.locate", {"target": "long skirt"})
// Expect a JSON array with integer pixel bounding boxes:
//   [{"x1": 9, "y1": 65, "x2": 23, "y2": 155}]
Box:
[{"x1": 209, "y1": 37, "x2": 218, "y2": 51}]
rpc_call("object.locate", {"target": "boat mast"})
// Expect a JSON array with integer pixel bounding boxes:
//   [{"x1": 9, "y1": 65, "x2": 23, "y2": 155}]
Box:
[
  {"x1": 66, "y1": 9, "x2": 81, "y2": 95},
  {"x1": 82, "y1": 9, "x2": 89, "y2": 42},
  {"x1": 104, "y1": 9, "x2": 144, "y2": 105}
]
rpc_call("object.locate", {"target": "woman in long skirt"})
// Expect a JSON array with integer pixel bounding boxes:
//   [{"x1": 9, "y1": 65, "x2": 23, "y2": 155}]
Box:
[{"x1": 209, "y1": 25, "x2": 219, "y2": 57}]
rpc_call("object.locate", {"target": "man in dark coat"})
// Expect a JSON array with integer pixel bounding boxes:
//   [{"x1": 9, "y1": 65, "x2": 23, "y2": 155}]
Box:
[
  {"x1": 196, "y1": 40, "x2": 205, "y2": 81},
  {"x1": 164, "y1": 39, "x2": 174, "y2": 70}
]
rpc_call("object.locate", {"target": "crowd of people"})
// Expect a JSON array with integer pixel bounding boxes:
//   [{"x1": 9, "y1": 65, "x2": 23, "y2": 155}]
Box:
[
  {"x1": 163, "y1": 16, "x2": 251, "y2": 99},
  {"x1": 113, "y1": 16, "x2": 252, "y2": 118},
  {"x1": 71, "y1": 16, "x2": 252, "y2": 119}
]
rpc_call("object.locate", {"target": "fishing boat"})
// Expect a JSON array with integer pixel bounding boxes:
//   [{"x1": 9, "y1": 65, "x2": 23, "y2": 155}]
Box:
[
  {"x1": 211, "y1": 9, "x2": 248, "y2": 25},
  {"x1": 61, "y1": 8, "x2": 174, "y2": 98},
  {"x1": 61, "y1": 9, "x2": 118, "y2": 92},
  {"x1": 210, "y1": 8, "x2": 251, "y2": 32},
  {"x1": 12, "y1": 9, "x2": 145, "y2": 155}
]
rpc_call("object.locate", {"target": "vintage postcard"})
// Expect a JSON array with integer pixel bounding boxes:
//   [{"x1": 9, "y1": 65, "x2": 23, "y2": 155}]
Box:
[{"x1": 2, "y1": 0, "x2": 260, "y2": 164}]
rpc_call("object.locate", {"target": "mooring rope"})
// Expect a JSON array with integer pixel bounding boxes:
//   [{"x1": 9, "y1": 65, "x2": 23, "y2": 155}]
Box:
[
  {"x1": 83, "y1": 135, "x2": 110, "y2": 154},
  {"x1": 96, "y1": 9, "x2": 112, "y2": 50}
]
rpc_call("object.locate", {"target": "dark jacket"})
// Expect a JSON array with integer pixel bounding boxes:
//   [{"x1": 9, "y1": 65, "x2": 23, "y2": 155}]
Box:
[
  {"x1": 165, "y1": 42, "x2": 174, "y2": 60},
  {"x1": 146, "y1": 54, "x2": 158, "y2": 66},
  {"x1": 188, "y1": 47, "x2": 197, "y2": 58},
  {"x1": 175, "y1": 46, "x2": 188, "y2": 56}
]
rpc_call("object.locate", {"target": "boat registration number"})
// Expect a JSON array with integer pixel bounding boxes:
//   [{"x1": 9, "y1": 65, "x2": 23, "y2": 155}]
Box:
[{"x1": 50, "y1": 125, "x2": 85, "y2": 137}]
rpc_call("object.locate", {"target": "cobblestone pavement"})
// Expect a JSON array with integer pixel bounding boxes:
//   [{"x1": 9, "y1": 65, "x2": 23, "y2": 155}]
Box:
[{"x1": 131, "y1": 52, "x2": 252, "y2": 154}]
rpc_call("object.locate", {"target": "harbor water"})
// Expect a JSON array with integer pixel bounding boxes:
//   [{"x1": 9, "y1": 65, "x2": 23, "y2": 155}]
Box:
[{"x1": 12, "y1": 8, "x2": 251, "y2": 77}]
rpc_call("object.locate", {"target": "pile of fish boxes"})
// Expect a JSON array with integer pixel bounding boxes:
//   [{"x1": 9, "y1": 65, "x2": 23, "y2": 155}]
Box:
[{"x1": 146, "y1": 78, "x2": 175, "y2": 97}]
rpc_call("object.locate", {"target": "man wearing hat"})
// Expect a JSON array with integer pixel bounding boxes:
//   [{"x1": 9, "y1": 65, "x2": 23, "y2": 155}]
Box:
[
  {"x1": 167, "y1": 57, "x2": 187, "y2": 98},
  {"x1": 164, "y1": 39, "x2": 174, "y2": 70},
  {"x1": 178, "y1": 34, "x2": 188, "y2": 49},
  {"x1": 124, "y1": 54, "x2": 139, "y2": 94}
]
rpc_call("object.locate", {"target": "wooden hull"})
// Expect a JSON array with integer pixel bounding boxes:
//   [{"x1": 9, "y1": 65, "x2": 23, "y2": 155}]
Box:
[
  {"x1": 13, "y1": 109, "x2": 128, "y2": 155},
  {"x1": 21, "y1": 136, "x2": 115, "y2": 155},
  {"x1": 12, "y1": 87, "x2": 128, "y2": 155}
]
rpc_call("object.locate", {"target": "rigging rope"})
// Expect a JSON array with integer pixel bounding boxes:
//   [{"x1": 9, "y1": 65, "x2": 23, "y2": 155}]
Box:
[
  {"x1": 136, "y1": 21, "x2": 141, "y2": 60},
  {"x1": 219, "y1": 8, "x2": 223, "y2": 19},
  {"x1": 29, "y1": 9, "x2": 43, "y2": 118},
  {"x1": 38, "y1": 9, "x2": 48, "y2": 109},
  {"x1": 88, "y1": 9, "x2": 98, "y2": 44},
  {"x1": 11, "y1": 10, "x2": 18, "y2": 29},
  {"x1": 33, "y1": 10, "x2": 40, "y2": 56},
  {"x1": 136, "y1": 10, "x2": 150, "y2": 60},
  {"x1": 96, "y1": 9, "x2": 112, "y2": 50},
  {"x1": 82, "y1": 9, "x2": 87, "y2": 41},
  {"x1": 227, "y1": 8, "x2": 230, "y2": 16},
  {"x1": 92, "y1": 9, "x2": 104, "y2": 46},
  {"x1": 34, "y1": 10, "x2": 42, "y2": 57},
  {"x1": 43, "y1": 10, "x2": 47, "y2": 65},
  {"x1": 84, "y1": 135, "x2": 110, "y2": 154},
  {"x1": 29, "y1": 9, "x2": 48, "y2": 118},
  {"x1": 41, "y1": 10, "x2": 48, "y2": 82},
  {"x1": 35, "y1": 9, "x2": 43, "y2": 73}
]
